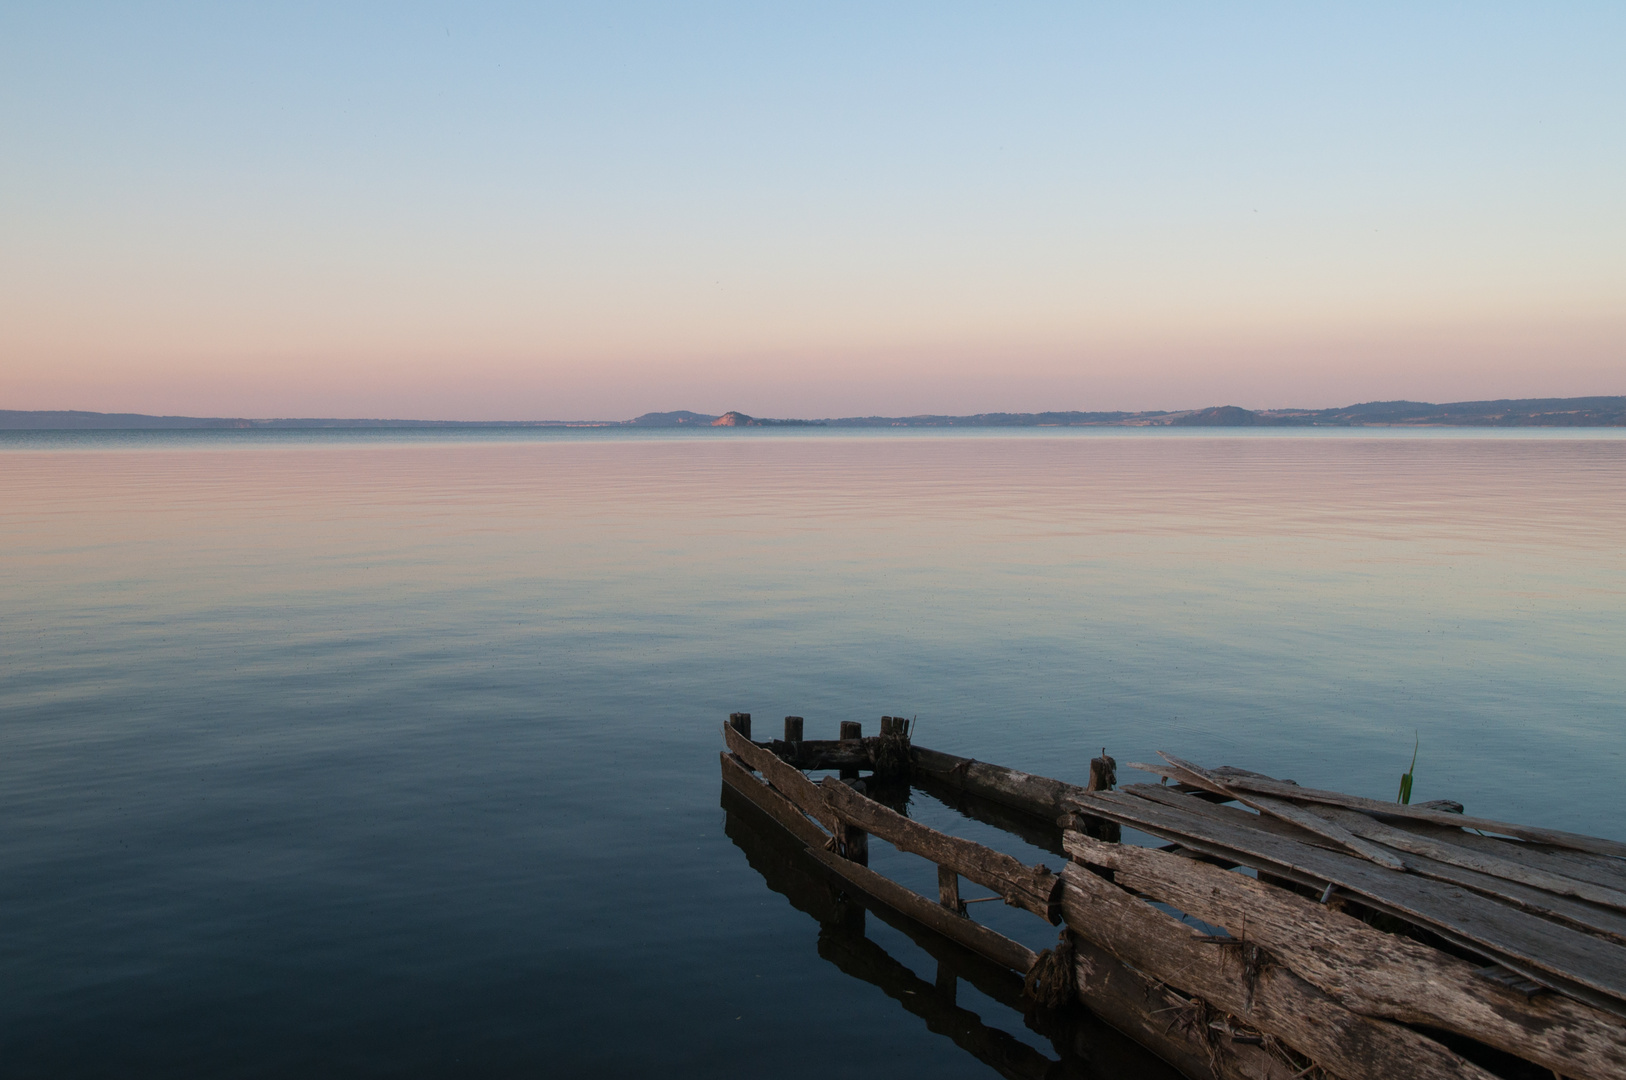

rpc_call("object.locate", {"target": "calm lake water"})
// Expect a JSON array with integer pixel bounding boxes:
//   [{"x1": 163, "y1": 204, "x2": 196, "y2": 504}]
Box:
[{"x1": 2, "y1": 428, "x2": 1623, "y2": 1077}]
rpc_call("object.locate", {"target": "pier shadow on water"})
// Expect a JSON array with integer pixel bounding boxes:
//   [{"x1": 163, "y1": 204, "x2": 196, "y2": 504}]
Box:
[{"x1": 720, "y1": 783, "x2": 1183, "y2": 1080}]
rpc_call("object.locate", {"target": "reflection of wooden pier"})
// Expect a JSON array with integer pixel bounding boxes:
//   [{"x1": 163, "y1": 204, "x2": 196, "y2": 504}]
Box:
[{"x1": 719, "y1": 713, "x2": 1626, "y2": 1080}]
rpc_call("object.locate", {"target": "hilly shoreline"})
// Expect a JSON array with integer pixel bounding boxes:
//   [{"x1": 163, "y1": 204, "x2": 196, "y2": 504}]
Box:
[{"x1": 3, "y1": 396, "x2": 1623, "y2": 431}]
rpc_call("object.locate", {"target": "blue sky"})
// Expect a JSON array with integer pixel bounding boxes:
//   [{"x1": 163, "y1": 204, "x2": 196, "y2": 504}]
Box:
[{"x1": 2, "y1": 3, "x2": 1622, "y2": 418}]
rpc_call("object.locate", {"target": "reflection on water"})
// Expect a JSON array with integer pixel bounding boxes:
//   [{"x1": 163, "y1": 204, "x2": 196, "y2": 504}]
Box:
[
  {"x1": 721, "y1": 782, "x2": 1183, "y2": 1080},
  {"x1": 2, "y1": 428, "x2": 1622, "y2": 1077}
]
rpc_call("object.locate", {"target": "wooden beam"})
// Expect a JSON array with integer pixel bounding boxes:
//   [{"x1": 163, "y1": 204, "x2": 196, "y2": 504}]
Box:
[
  {"x1": 1067, "y1": 833, "x2": 1626, "y2": 1080},
  {"x1": 806, "y1": 845, "x2": 1038, "y2": 974},
  {"x1": 1302, "y1": 803, "x2": 1626, "y2": 913},
  {"x1": 723, "y1": 722, "x2": 839, "y2": 833},
  {"x1": 719, "y1": 752, "x2": 830, "y2": 850},
  {"x1": 1065, "y1": 788, "x2": 1626, "y2": 1012},
  {"x1": 1138, "y1": 754, "x2": 1626, "y2": 859},
  {"x1": 1069, "y1": 932, "x2": 1305, "y2": 1080},
  {"x1": 1058, "y1": 863, "x2": 1500, "y2": 1080},
  {"x1": 820, "y1": 776, "x2": 1062, "y2": 923},
  {"x1": 912, "y1": 745, "x2": 1093, "y2": 820}
]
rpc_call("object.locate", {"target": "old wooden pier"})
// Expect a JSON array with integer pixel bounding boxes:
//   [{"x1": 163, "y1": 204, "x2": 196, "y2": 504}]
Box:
[{"x1": 719, "y1": 712, "x2": 1626, "y2": 1080}]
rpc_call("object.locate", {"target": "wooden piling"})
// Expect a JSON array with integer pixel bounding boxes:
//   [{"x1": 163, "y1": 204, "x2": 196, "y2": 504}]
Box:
[
  {"x1": 839, "y1": 720, "x2": 863, "y2": 779},
  {"x1": 729, "y1": 712, "x2": 751, "y2": 739},
  {"x1": 938, "y1": 865, "x2": 964, "y2": 915},
  {"x1": 784, "y1": 716, "x2": 803, "y2": 742},
  {"x1": 1084, "y1": 749, "x2": 1122, "y2": 843}
]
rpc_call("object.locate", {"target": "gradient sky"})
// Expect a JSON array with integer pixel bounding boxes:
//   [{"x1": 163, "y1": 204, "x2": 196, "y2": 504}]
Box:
[{"x1": 2, "y1": 3, "x2": 1623, "y2": 420}]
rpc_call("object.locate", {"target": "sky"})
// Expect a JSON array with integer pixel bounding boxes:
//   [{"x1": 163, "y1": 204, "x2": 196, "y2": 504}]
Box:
[{"x1": 2, "y1": 3, "x2": 1623, "y2": 420}]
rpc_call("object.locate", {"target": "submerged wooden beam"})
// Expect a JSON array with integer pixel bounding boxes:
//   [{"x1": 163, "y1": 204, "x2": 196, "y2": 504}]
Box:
[
  {"x1": 1058, "y1": 862, "x2": 1500, "y2": 1080},
  {"x1": 720, "y1": 752, "x2": 829, "y2": 850},
  {"x1": 1067, "y1": 832, "x2": 1626, "y2": 1080},
  {"x1": 723, "y1": 722, "x2": 839, "y2": 833},
  {"x1": 912, "y1": 745, "x2": 1092, "y2": 820},
  {"x1": 820, "y1": 776, "x2": 1063, "y2": 923},
  {"x1": 807, "y1": 846, "x2": 1038, "y2": 973}
]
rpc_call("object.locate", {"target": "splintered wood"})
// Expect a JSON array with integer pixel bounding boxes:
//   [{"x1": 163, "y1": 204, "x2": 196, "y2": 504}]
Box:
[{"x1": 719, "y1": 718, "x2": 1626, "y2": 1080}]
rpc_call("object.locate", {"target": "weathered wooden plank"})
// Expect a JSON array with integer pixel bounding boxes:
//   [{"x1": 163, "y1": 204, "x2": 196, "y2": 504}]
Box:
[
  {"x1": 1069, "y1": 932, "x2": 1306, "y2": 1080},
  {"x1": 1058, "y1": 862, "x2": 1499, "y2": 1080},
  {"x1": 1388, "y1": 817, "x2": 1626, "y2": 894},
  {"x1": 1151, "y1": 755, "x2": 1408, "y2": 871},
  {"x1": 1067, "y1": 833, "x2": 1626, "y2": 1080},
  {"x1": 805, "y1": 844, "x2": 1039, "y2": 973},
  {"x1": 820, "y1": 776, "x2": 1062, "y2": 923},
  {"x1": 1304, "y1": 802, "x2": 1626, "y2": 914},
  {"x1": 1126, "y1": 782, "x2": 1626, "y2": 942},
  {"x1": 723, "y1": 722, "x2": 840, "y2": 833},
  {"x1": 719, "y1": 752, "x2": 830, "y2": 850},
  {"x1": 1066, "y1": 788, "x2": 1626, "y2": 1010},
  {"x1": 1137, "y1": 757, "x2": 1626, "y2": 859},
  {"x1": 912, "y1": 745, "x2": 1091, "y2": 820}
]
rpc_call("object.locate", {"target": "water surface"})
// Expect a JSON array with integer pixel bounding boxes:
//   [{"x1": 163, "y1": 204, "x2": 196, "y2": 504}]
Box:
[{"x1": 2, "y1": 428, "x2": 1622, "y2": 1076}]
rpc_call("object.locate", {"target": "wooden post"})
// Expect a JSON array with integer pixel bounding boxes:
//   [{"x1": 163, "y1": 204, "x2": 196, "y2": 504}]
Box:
[
  {"x1": 784, "y1": 716, "x2": 803, "y2": 742},
  {"x1": 938, "y1": 865, "x2": 964, "y2": 915},
  {"x1": 1083, "y1": 748, "x2": 1121, "y2": 843},
  {"x1": 839, "y1": 720, "x2": 863, "y2": 780},
  {"x1": 729, "y1": 712, "x2": 751, "y2": 739}
]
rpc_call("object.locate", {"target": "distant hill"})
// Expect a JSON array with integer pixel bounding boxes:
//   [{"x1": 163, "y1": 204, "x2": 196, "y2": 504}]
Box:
[{"x1": 4, "y1": 396, "x2": 1622, "y2": 430}]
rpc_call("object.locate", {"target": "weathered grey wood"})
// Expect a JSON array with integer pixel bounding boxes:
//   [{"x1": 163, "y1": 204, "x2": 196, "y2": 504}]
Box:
[
  {"x1": 1141, "y1": 757, "x2": 1626, "y2": 859},
  {"x1": 783, "y1": 715, "x2": 803, "y2": 742},
  {"x1": 805, "y1": 844, "x2": 1039, "y2": 973},
  {"x1": 1059, "y1": 863, "x2": 1499, "y2": 1080},
  {"x1": 719, "y1": 752, "x2": 830, "y2": 850},
  {"x1": 728, "y1": 712, "x2": 751, "y2": 738},
  {"x1": 723, "y1": 722, "x2": 840, "y2": 833},
  {"x1": 937, "y1": 865, "x2": 963, "y2": 914},
  {"x1": 1067, "y1": 788, "x2": 1626, "y2": 1010},
  {"x1": 1126, "y1": 782, "x2": 1626, "y2": 941},
  {"x1": 839, "y1": 720, "x2": 862, "y2": 741},
  {"x1": 1152, "y1": 755, "x2": 1408, "y2": 871},
  {"x1": 1304, "y1": 803, "x2": 1626, "y2": 914},
  {"x1": 1067, "y1": 833, "x2": 1626, "y2": 1080},
  {"x1": 1069, "y1": 932, "x2": 1305, "y2": 1080},
  {"x1": 1389, "y1": 818, "x2": 1626, "y2": 894},
  {"x1": 912, "y1": 745, "x2": 1092, "y2": 820},
  {"x1": 821, "y1": 776, "x2": 1062, "y2": 923}
]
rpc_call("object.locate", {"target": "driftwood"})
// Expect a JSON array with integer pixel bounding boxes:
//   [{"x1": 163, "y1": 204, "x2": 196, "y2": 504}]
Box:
[
  {"x1": 819, "y1": 777, "x2": 1062, "y2": 923},
  {"x1": 1059, "y1": 863, "x2": 1500, "y2": 1080},
  {"x1": 1067, "y1": 832, "x2": 1626, "y2": 1080},
  {"x1": 1066, "y1": 788, "x2": 1626, "y2": 1012}
]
